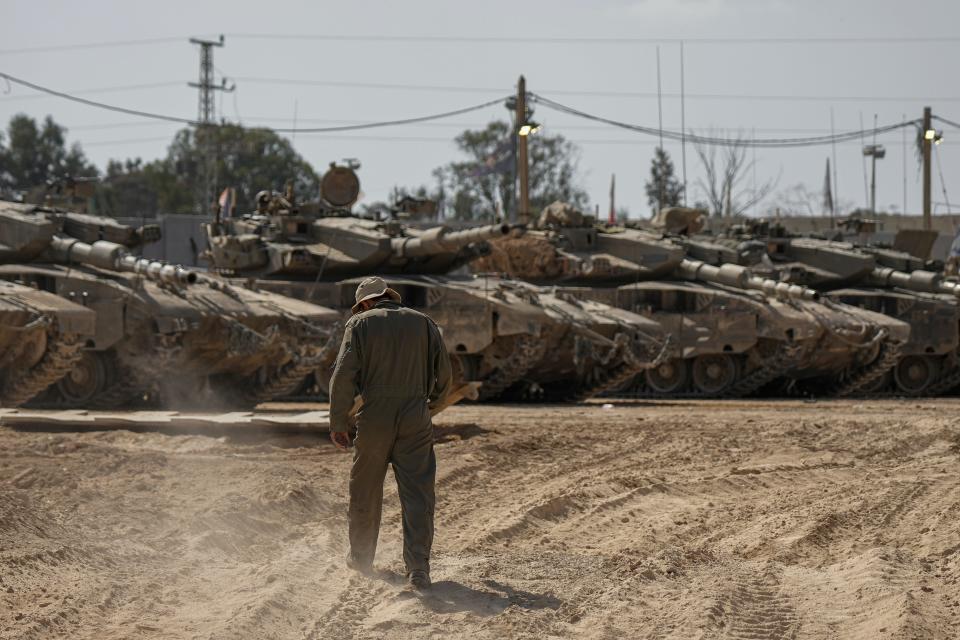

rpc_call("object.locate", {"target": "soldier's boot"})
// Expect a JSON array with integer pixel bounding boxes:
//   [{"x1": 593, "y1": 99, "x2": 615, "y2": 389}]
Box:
[{"x1": 407, "y1": 570, "x2": 431, "y2": 590}]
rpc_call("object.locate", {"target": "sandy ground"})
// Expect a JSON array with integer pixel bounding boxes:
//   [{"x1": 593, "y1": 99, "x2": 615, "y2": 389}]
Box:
[{"x1": 1, "y1": 399, "x2": 959, "y2": 639}]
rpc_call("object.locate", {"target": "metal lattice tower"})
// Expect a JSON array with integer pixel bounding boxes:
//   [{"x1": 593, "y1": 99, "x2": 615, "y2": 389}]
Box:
[
  {"x1": 189, "y1": 36, "x2": 220, "y2": 124},
  {"x1": 188, "y1": 35, "x2": 233, "y2": 212}
]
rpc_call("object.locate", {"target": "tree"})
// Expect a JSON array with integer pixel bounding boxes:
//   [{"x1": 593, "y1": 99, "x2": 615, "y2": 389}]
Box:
[
  {"x1": 434, "y1": 120, "x2": 588, "y2": 221},
  {"x1": 644, "y1": 146, "x2": 684, "y2": 214},
  {"x1": 693, "y1": 133, "x2": 778, "y2": 218},
  {"x1": 163, "y1": 125, "x2": 321, "y2": 214},
  {"x1": 0, "y1": 114, "x2": 97, "y2": 193},
  {"x1": 93, "y1": 125, "x2": 322, "y2": 216}
]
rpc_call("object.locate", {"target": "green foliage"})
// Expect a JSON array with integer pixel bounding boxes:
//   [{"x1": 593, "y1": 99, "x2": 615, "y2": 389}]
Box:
[
  {"x1": 434, "y1": 120, "x2": 588, "y2": 221},
  {"x1": 94, "y1": 125, "x2": 322, "y2": 216},
  {"x1": 0, "y1": 114, "x2": 97, "y2": 193},
  {"x1": 644, "y1": 146, "x2": 684, "y2": 214}
]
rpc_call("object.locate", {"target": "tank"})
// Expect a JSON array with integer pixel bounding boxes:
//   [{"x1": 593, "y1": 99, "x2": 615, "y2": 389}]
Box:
[
  {"x1": 715, "y1": 220, "x2": 960, "y2": 396},
  {"x1": 203, "y1": 166, "x2": 670, "y2": 401},
  {"x1": 0, "y1": 280, "x2": 96, "y2": 406},
  {"x1": 472, "y1": 203, "x2": 910, "y2": 398},
  {"x1": 0, "y1": 200, "x2": 342, "y2": 409}
]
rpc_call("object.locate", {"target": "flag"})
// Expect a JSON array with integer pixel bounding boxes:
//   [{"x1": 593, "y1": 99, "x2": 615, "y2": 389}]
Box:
[
  {"x1": 823, "y1": 158, "x2": 834, "y2": 217},
  {"x1": 608, "y1": 174, "x2": 616, "y2": 225},
  {"x1": 218, "y1": 187, "x2": 236, "y2": 218}
]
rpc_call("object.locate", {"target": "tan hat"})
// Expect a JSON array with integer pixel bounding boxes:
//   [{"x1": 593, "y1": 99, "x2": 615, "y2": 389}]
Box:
[{"x1": 351, "y1": 276, "x2": 401, "y2": 314}]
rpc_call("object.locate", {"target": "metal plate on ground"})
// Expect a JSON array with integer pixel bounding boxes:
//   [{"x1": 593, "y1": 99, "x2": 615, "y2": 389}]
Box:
[{"x1": 0, "y1": 409, "x2": 330, "y2": 432}]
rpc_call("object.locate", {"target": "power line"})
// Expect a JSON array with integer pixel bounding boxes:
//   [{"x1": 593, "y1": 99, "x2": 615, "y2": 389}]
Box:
[
  {"x1": 0, "y1": 72, "x2": 198, "y2": 124},
  {"x1": 232, "y1": 76, "x2": 960, "y2": 102},
  {"x1": 228, "y1": 33, "x2": 960, "y2": 45},
  {"x1": 934, "y1": 115, "x2": 960, "y2": 130},
  {"x1": 0, "y1": 71, "x2": 508, "y2": 133},
  {"x1": 2, "y1": 74, "x2": 954, "y2": 105},
  {"x1": 2, "y1": 33, "x2": 959, "y2": 55},
  {"x1": 0, "y1": 36, "x2": 190, "y2": 56},
  {"x1": 0, "y1": 81, "x2": 185, "y2": 102},
  {"x1": 530, "y1": 92, "x2": 920, "y2": 148}
]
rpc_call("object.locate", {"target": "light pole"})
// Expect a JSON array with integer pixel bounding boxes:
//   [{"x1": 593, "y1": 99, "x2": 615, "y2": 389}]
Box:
[
  {"x1": 862, "y1": 144, "x2": 886, "y2": 216},
  {"x1": 514, "y1": 75, "x2": 540, "y2": 225},
  {"x1": 921, "y1": 106, "x2": 944, "y2": 230}
]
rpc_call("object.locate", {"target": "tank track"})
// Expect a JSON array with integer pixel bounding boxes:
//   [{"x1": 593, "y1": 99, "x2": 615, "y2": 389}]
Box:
[
  {"x1": 571, "y1": 334, "x2": 673, "y2": 402},
  {"x1": 3, "y1": 331, "x2": 85, "y2": 407},
  {"x1": 88, "y1": 360, "x2": 148, "y2": 409},
  {"x1": 477, "y1": 335, "x2": 548, "y2": 401},
  {"x1": 253, "y1": 322, "x2": 345, "y2": 404},
  {"x1": 923, "y1": 359, "x2": 960, "y2": 396},
  {"x1": 249, "y1": 347, "x2": 325, "y2": 404},
  {"x1": 613, "y1": 341, "x2": 802, "y2": 400},
  {"x1": 834, "y1": 337, "x2": 903, "y2": 398}
]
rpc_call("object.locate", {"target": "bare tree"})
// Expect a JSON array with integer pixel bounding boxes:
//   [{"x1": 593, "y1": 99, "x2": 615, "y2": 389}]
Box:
[
  {"x1": 693, "y1": 132, "x2": 778, "y2": 218},
  {"x1": 772, "y1": 183, "x2": 821, "y2": 216}
]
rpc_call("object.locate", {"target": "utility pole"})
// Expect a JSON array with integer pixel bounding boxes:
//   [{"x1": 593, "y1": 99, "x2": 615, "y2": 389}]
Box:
[
  {"x1": 922, "y1": 106, "x2": 933, "y2": 230},
  {"x1": 188, "y1": 35, "x2": 233, "y2": 214},
  {"x1": 516, "y1": 75, "x2": 530, "y2": 225}
]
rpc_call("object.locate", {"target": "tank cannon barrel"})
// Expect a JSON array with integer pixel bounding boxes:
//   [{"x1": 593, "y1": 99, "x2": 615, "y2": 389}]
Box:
[
  {"x1": 677, "y1": 259, "x2": 821, "y2": 302},
  {"x1": 390, "y1": 223, "x2": 513, "y2": 258},
  {"x1": 868, "y1": 267, "x2": 960, "y2": 297},
  {"x1": 49, "y1": 237, "x2": 198, "y2": 286}
]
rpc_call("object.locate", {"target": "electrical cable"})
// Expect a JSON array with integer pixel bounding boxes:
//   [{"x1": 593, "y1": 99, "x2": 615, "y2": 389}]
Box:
[
  {"x1": 530, "y1": 92, "x2": 919, "y2": 148},
  {"x1": 3, "y1": 34, "x2": 960, "y2": 55},
  {"x1": 265, "y1": 96, "x2": 507, "y2": 133},
  {"x1": 0, "y1": 80, "x2": 186, "y2": 102},
  {"x1": 0, "y1": 71, "x2": 508, "y2": 133},
  {"x1": 227, "y1": 33, "x2": 960, "y2": 45},
  {"x1": 934, "y1": 115, "x2": 960, "y2": 130},
  {"x1": 0, "y1": 36, "x2": 190, "y2": 56},
  {"x1": 0, "y1": 72, "x2": 198, "y2": 124},
  {"x1": 232, "y1": 76, "x2": 960, "y2": 102}
]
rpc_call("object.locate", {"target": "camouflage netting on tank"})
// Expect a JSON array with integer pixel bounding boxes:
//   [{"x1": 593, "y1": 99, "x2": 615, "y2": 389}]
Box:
[{"x1": 473, "y1": 235, "x2": 570, "y2": 279}]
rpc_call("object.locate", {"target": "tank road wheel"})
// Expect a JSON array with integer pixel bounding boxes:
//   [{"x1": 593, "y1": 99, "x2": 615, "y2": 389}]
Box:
[
  {"x1": 645, "y1": 358, "x2": 689, "y2": 394},
  {"x1": 54, "y1": 351, "x2": 110, "y2": 405},
  {"x1": 894, "y1": 355, "x2": 940, "y2": 396},
  {"x1": 691, "y1": 354, "x2": 740, "y2": 396}
]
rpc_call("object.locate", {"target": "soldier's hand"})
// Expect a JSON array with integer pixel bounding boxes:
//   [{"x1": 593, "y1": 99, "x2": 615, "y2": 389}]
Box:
[{"x1": 330, "y1": 431, "x2": 352, "y2": 451}]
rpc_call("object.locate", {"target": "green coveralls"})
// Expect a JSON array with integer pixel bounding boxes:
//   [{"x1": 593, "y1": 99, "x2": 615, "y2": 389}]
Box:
[{"x1": 328, "y1": 300, "x2": 452, "y2": 573}]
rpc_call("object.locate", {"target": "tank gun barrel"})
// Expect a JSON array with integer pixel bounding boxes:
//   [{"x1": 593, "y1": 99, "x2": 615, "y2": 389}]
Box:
[
  {"x1": 391, "y1": 223, "x2": 513, "y2": 258},
  {"x1": 677, "y1": 259, "x2": 821, "y2": 301},
  {"x1": 868, "y1": 267, "x2": 960, "y2": 297},
  {"x1": 49, "y1": 237, "x2": 198, "y2": 286}
]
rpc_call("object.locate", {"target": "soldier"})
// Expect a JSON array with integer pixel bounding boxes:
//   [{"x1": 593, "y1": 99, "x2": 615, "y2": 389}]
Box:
[{"x1": 328, "y1": 276, "x2": 452, "y2": 590}]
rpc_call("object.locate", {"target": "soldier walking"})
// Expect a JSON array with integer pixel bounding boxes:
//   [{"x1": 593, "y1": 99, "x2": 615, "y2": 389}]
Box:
[{"x1": 328, "y1": 276, "x2": 452, "y2": 589}]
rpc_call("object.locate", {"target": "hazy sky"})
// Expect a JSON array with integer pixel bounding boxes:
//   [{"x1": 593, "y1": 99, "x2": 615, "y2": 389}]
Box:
[{"x1": 2, "y1": 0, "x2": 958, "y2": 218}]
